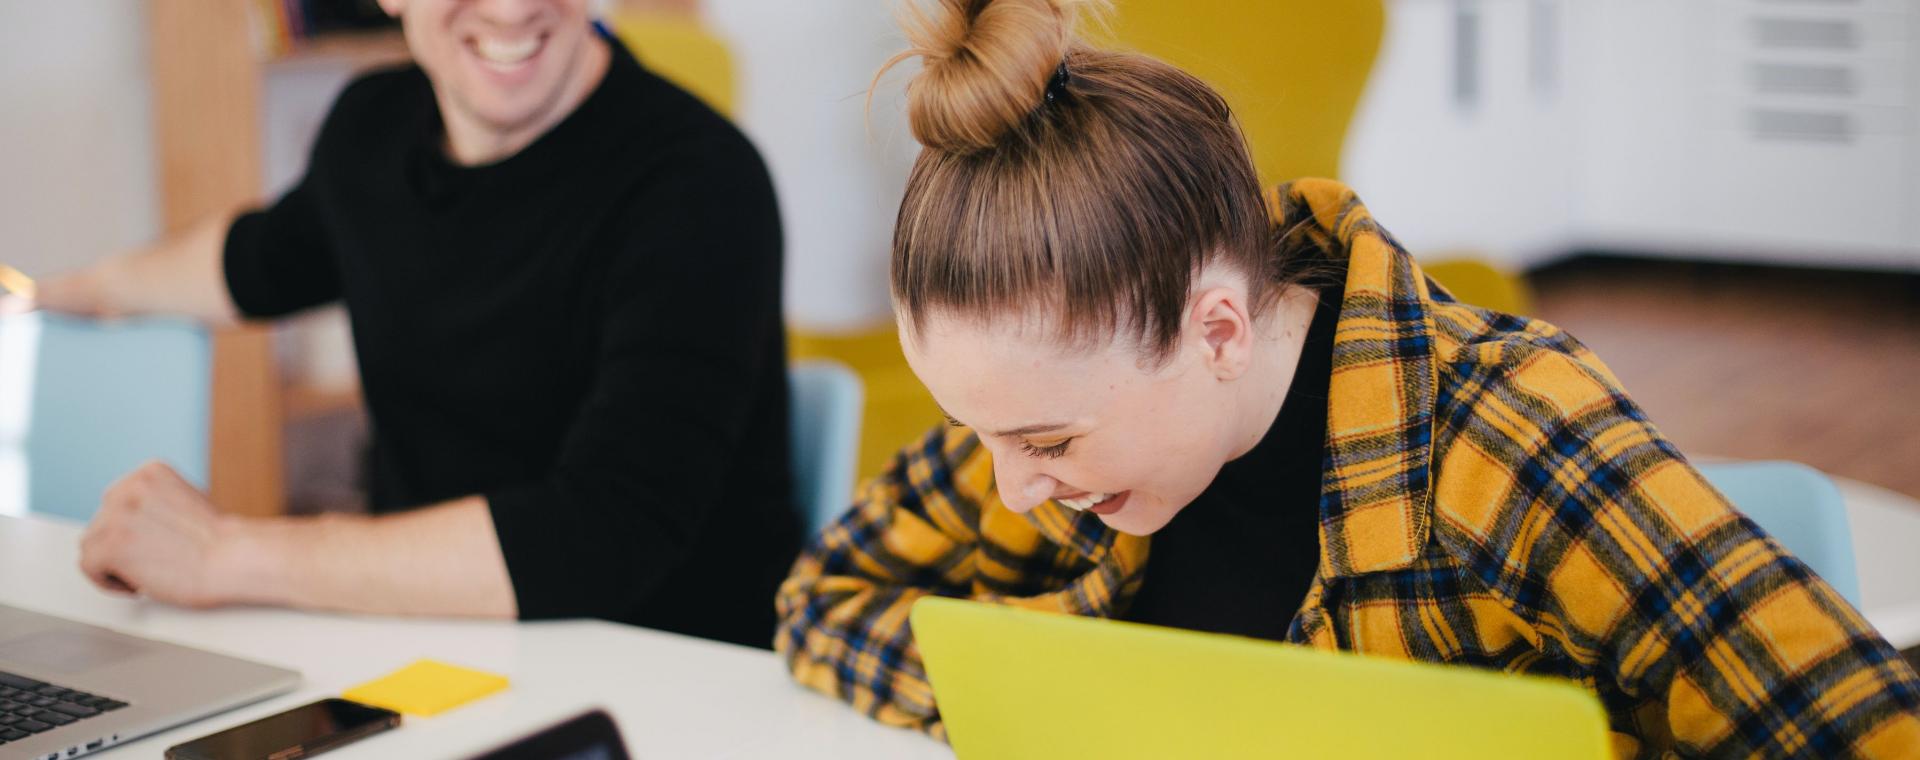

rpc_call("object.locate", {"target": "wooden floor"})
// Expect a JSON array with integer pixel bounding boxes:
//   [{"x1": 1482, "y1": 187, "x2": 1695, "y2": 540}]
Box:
[{"x1": 1528, "y1": 257, "x2": 1920, "y2": 501}]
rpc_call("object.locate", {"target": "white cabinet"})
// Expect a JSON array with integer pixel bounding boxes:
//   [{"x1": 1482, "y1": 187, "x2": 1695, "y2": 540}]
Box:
[
  {"x1": 1344, "y1": 0, "x2": 1576, "y2": 269},
  {"x1": 1345, "y1": 0, "x2": 1920, "y2": 271}
]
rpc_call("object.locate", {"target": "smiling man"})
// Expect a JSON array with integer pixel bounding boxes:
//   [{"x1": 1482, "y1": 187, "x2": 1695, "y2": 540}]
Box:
[{"x1": 27, "y1": 0, "x2": 799, "y2": 648}]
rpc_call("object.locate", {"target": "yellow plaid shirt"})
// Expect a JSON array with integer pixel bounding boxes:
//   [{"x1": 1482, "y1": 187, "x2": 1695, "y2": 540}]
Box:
[{"x1": 775, "y1": 179, "x2": 1920, "y2": 757}]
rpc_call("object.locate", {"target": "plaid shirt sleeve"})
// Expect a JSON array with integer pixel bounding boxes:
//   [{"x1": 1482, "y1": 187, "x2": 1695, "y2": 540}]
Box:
[
  {"x1": 774, "y1": 424, "x2": 1148, "y2": 738},
  {"x1": 772, "y1": 426, "x2": 972, "y2": 735},
  {"x1": 1428, "y1": 313, "x2": 1920, "y2": 757}
]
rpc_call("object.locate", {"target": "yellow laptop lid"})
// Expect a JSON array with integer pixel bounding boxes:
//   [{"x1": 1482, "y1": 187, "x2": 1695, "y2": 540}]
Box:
[{"x1": 910, "y1": 597, "x2": 1611, "y2": 760}]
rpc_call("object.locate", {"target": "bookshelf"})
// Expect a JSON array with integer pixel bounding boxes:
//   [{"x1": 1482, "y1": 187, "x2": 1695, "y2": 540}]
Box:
[{"x1": 268, "y1": 27, "x2": 409, "y2": 71}]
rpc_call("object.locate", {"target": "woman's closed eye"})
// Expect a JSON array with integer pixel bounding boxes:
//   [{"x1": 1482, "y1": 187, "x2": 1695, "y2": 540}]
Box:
[
  {"x1": 1019, "y1": 438, "x2": 1073, "y2": 459},
  {"x1": 941, "y1": 411, "x2": 1075, "y2": 458}
]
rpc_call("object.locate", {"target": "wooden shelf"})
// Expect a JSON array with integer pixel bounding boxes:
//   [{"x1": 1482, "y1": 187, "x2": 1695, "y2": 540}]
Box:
[
  {"x1": 151, "y1": 0, "x2": 285, "y2": 516},
  {"x1": 284, "y1": 382, "x2": 364, "y2": 422},
  {"x1": 266, "y1": 28, "x2": 410, "y2": 70}
]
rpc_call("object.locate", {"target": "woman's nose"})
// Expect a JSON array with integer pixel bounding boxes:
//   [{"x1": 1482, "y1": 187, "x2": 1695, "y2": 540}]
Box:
[{"x1": 995, "y1": 458, "x2": 1057, "y2": 513}]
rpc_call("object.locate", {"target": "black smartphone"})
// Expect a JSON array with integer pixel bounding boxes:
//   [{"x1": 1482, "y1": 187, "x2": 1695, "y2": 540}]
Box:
[
  {"x1": 465, "y1": 709, "x2": 631, "y2": 760},
  {"x1": 165, "y1": 698, "x2": 401, "y2": 760}
]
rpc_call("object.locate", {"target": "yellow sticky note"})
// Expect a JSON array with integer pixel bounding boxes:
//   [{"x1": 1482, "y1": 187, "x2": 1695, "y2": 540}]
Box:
[{"x1": 343, "y1": 659, "x2": 510, "y2": 717}]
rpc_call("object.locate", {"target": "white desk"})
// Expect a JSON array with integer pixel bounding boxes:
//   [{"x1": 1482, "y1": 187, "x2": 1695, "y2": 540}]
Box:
[
  {"x1": 1837, "y1": 477, "x2": 1920, "y2": 651},
  {"x1": 0, "y1": 514, "x2": 951, "y2": 759},
  {"x1": 5, "y1": 489, "x2": 1916, "y2": 759}
]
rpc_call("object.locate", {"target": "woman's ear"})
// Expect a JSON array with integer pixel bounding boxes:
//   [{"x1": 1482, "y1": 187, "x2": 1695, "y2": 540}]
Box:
[
  {"x1": 1188, "y1": 286, "x2": 1254, "y2": 381},
  {"x1": 376, "y1": 0, "x2": 407, "y2": 18}
]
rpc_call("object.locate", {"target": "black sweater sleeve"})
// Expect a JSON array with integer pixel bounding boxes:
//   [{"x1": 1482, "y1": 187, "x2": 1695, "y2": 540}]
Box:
[
  {"x1": 483, "y1": 129, "x2": 786, "y2": 620},
  {"x1": 222, "y1": 73, "x2": 399, "y2": 318},
  {"x1": 223, "y1": 177, "x2": 341, "y2": 319}
]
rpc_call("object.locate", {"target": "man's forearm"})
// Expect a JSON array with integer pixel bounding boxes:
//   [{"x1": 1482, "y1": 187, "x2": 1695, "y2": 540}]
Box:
[
  {"x1": 211, "y1": 496, "x2": 518, "y2": 618},
  {"x1": 41, "y1": 213, "x2": 243, "y2": 324}
]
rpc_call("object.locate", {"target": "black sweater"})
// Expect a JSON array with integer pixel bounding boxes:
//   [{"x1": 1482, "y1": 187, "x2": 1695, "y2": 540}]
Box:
[
  {"x1": 223, "y1": 36, "x2": 800, "y2": 648},
  {"x1": 1122, "y1": 291, "x2": 1337, "y2": 641}
]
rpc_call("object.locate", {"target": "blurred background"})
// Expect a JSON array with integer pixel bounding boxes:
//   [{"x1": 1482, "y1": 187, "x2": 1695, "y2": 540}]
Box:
[{"x1": 0, "y1": 0, "x2": 1915, "y2": 533}]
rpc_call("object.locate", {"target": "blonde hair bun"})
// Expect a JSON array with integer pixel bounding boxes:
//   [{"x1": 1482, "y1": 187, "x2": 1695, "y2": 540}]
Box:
[
  {"x1": 885, "y1": 0, "x2": 1278, "y2": 367},
  {"x1": 888, "y1": 0, "x2": 1084, "y2": 153}
]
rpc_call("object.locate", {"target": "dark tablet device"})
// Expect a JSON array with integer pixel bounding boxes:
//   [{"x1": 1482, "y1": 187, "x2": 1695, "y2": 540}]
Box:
[{"x1": 465, "y1": 709, "x2": 631, "y2": 760}]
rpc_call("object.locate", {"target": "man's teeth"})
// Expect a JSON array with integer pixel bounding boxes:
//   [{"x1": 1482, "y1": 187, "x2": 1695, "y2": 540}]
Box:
[
  {"x1": 476, "y1": 37, "x2": 540, "y2": 65},
  {"x1": 1056, "y1": 493, "x2": 1115, "y2": 511}
]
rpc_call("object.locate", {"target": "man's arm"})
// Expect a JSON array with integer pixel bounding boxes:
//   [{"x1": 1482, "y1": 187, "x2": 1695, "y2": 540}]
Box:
[
  {"x1": 78, "y1": 462, "x2": 516, "y2": 618},
  {"x1": 36, "y1": 69, "x2": 360, "y2": 324},
  {"x1": 32, "y1": 212, "x2": 244, "y2": 325},
  {"x1": 222, "y1": 497, "x2": 516, "y2": 617}
]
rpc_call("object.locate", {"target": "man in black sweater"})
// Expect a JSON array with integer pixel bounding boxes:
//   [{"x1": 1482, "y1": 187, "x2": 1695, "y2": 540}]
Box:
[{"x1": 23, "y1": 0, "x2": 799, "y2": 649}]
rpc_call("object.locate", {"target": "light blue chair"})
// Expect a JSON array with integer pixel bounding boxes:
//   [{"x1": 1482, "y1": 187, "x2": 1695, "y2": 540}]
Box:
[
  {"x1": 1697, "y1": 460, "x2": 1860, "y2": 606},
  {"x1": 1, "y1": 313, "x2": 210, "y2": 522},
  {"x1": 789, "y1": 360, "x2": 863, "y2": 535}
]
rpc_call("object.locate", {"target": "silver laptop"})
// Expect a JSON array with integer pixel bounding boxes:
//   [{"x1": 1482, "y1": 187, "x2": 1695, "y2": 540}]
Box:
[{"x1": 0, "y1": 604, "x2": 299, "y2": 760}]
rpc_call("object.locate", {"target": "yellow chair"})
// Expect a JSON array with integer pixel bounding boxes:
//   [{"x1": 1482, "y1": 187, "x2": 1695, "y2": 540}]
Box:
[
  {"x1": 1421, "y1": 257, "x2": 1535, "y2": 316},
  {"x1": 1101, "y1": 0, "x2": 1386, "y2": 184},
  {"x1": 605, "y1": 11, "x2": 736, "y2": 117}
]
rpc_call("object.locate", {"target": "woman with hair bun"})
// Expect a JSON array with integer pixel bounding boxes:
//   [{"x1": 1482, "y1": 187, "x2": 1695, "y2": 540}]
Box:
[{"x1": 776, "y1": 0, "x2": 1920, "y2": 755}]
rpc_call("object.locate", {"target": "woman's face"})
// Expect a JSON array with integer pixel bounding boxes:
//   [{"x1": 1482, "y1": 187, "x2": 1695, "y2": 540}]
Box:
[{"x1": 901, "y1": 282, "x2": 1262, "y2": 536}]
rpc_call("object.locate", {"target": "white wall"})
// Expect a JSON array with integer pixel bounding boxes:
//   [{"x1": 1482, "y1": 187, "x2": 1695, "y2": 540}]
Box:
[
  {"x1": 0, "y1": 1, "x2": 159, "y2": 279},
  {"x1": 1344, "y1": 0, "x2": 1575, "y2": 270},
  {"x1": 706, "y1": 0, "x2": 917, "y2": 332}
]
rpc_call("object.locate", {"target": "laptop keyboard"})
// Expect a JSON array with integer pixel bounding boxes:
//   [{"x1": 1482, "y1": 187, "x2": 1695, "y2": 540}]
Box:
[{"x1": 0, "y1": 671, "x2": 127, "y2": 746}]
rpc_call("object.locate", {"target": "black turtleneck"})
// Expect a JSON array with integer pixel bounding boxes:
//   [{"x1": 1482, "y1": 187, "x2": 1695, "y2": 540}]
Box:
[{"x1": 1121, "y1": 291, "x2": 1338, "y2": 641}]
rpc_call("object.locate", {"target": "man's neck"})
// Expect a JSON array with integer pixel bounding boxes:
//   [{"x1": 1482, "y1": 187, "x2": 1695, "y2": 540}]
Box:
[{"x1": 439, "y1": 33, "x2": 613, "y2": 166}]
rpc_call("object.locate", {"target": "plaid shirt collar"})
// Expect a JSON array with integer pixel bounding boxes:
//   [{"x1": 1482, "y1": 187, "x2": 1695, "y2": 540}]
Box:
[{"x1": 1016, "y1": 179, "x2": 1438, "y2": 580}]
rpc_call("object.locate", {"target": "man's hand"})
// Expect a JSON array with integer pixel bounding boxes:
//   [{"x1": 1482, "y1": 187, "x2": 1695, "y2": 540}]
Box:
[
  {"x1": 29, "y1": 269, "x2": 122, "y2": 319},
  {"x1": 10, "y1": 212, "x2": 244, "y2": 325},
  {"x1": 78, "y1": 461, "x2": 238, "y2": 609},
  {"x1": 76, "y1": 465, "x2": 514, "y2": 617}
]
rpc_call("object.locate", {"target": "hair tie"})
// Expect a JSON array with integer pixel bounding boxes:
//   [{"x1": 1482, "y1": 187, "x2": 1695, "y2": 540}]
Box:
[{"x1": 1044, "y1": 62, "x2": 1072, "y2": 104}]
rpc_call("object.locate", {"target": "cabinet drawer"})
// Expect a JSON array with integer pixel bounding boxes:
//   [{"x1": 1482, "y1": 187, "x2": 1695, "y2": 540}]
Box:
[{"x1": 1706, "y1": 56, "x2": 1910, "y2": 107}]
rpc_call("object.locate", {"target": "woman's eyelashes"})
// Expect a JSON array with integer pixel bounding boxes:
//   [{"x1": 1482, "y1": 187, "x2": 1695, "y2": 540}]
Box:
[
  {"x1": 1019, "y1": 439, "x2": 1073, "y2": 459},
  {"x1": 942, "y1": 413, "x2": 1074, "y2": 458}
]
